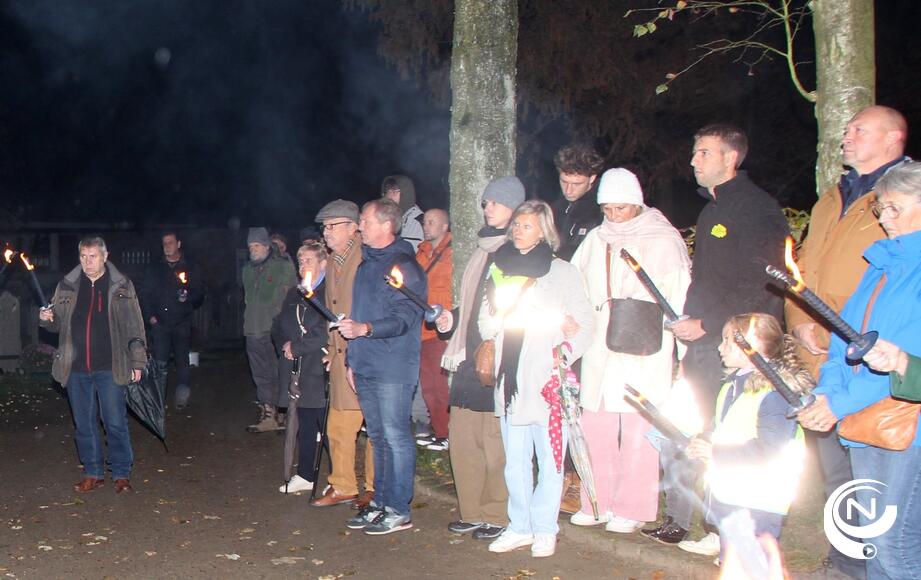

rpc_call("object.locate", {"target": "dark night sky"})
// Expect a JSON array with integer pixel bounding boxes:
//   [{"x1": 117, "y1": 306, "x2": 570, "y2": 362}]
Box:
[
  {"x1": 0, "y1": 0, "x2": 451, "y2": 229},
  {"x1": 0, "y1": 1, "x2": 918, "y2": 231}
]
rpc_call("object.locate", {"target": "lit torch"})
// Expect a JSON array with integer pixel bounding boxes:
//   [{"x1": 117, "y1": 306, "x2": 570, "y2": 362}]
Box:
[
  {"x1": 620, "y1": 248, "x2": 685, "y2": 324},
  {"x1": 766, "y1": 236, "x2": 877, "y2": 360},
  {"x1": 298, "y1": 271, "x2": 342, "y2": 326},
  {"x1": 176, "y1": 271, "x2": 189, "y2": 302},
  {"x1": 384, "y1": 266, "x2": 443, "y2": 323},
  {"x1": 1, "y1": 246, "x2": 16, "y2": 277},
  {"x1": 19, "y1": 252, "x2": 50, "y2": 308},
  {"x1": 732, "y1": 319, "x2": 815, "y2": 417},
  {"x1": 177, "y1": 271, "x2": 188, "y2": 285}
]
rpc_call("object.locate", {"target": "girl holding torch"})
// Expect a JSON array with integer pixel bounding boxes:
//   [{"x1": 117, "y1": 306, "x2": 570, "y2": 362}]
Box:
[{"x1": 686, "y1": 312, "x2": 813, "y2": 565}]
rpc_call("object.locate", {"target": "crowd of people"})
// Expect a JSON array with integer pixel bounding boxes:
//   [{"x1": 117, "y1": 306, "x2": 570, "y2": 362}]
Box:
[{"x1": 39, "y1": 104, "x2": 920, "y2": 578}]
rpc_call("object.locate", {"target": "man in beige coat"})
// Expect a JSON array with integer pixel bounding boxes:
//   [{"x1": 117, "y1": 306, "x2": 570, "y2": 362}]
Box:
[
  {"x1": 789, "y1": 105, "x2": 908, "y2": 579},
  {"x1": 310, "y1": 199, "x2": 375, "y2": 508}
]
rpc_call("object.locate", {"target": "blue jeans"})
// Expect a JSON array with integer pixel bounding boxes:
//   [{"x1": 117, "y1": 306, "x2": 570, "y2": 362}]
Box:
[
  {"x1": 850, "y1": 445, "x2": 921, "y2": 580},
  {"x1": 66, "y1": 371, "x2": 133, "y2": 479},
  {"x1": 500, "y1": 417, "x2": 568, "y2": 535},
  {"x1": 354, "y1": 376, "x2": 416, "y2": 516}
]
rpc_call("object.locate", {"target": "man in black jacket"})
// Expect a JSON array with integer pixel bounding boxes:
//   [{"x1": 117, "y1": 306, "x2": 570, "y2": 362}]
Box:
[
  {"x1": 657, "y1": 124, "x2": 789, "y2": 555},
  {"x1": 551, "y1": 144, "x2": 605, "y2": 261},
  {"x1": 142, "y1": 232, "x2": 204, "y2": 409}
]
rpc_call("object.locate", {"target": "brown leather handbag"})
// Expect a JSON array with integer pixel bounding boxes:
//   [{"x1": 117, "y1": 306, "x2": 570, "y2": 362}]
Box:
[
  {"x1": 839, "y1": 397, "x2": 920, "y2": 451},
  {"x1": 473, "y1": 278, "x2": 536, "y2": 388},
  {"x1": 473, "y1": 339, "x2": 497, "y2": 387},
  {"x1": 837, "y1": 273, "x2": 921, "y2": 450}
]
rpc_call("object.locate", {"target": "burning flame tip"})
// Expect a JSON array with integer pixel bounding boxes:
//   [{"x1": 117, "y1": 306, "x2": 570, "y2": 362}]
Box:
[
  {"x1": 20, "y1": 253, "x2": 35, "y2": 270},
  {"x1": 783, "y1": 237, "x2": 805, "y2": 290},
  {"x1": 388, "y1": 266, "x2": 404, "y2": 288}
]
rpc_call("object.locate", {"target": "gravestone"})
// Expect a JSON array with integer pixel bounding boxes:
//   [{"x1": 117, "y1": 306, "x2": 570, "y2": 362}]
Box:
[{"x1": 0, "y1": 291, "x2": 21, "y2": 372}]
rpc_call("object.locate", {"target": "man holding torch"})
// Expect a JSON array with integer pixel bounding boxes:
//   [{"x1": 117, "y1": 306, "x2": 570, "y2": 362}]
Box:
[
  {"x1": 39, "y1": 236, "x2": 147, "y2": 494},
  {"x1": 337, "y1": 198, "x2": 426, "y2": 535},
  {"x1": 788, "y1": 106, "x2": 908, "y2": 579},
  {"x1": 141, "y1": 231, "x2": 204, "y2": 409},
  {"x1": 669, "y1": 124, "x2": 789, "y2": 555}
]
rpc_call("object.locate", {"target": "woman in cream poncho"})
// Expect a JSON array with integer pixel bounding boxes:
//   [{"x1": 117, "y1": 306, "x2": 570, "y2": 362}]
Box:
[{"x1": 570, "y1": 168, "x2": 692, "y2": 533}]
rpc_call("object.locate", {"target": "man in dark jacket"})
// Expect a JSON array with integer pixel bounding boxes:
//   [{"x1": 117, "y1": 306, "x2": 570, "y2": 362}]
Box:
[
  {"x1": 337, "y1": 198, "x2": 426, "y2": 536},
  {"x1": 551, "y1": 144, "x2": 605, "y2": 261},
  {"x1": 39, "y1": 236, "x2": 147, "y2": 494},
  {"x1": 672, "y1": 123, "x2": 789, "y2": 419},
  {"x1": 142, "y1": 231, "x2": 204, "y2": 409},
  {"x1": 661, "y1": 125, "x2": 788, "y2": 555}
]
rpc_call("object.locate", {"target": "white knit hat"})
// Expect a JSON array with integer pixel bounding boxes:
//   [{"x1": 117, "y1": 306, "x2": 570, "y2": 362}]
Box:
[{"x1": 597, "y1": 168, "x2": 645, "y2": 206}]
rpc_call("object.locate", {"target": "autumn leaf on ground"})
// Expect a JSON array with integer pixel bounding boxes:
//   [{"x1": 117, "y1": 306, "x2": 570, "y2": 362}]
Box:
[
  {"x1": 216, "y1": 553, "x2": 240, "y2": 560},
  {"x1": 271, "y1": 556, "x2": 305, "y2": 565}
]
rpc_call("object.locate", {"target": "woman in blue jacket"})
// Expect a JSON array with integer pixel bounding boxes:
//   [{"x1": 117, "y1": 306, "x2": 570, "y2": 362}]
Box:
[{"x1": 799, "y1": 161, "x2": 921, "y2": 580}]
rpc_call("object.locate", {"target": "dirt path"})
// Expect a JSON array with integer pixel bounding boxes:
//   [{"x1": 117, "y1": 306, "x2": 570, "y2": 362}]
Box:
[{"x1": 1, "y1": 354, "x2": 668, "y2": 580}]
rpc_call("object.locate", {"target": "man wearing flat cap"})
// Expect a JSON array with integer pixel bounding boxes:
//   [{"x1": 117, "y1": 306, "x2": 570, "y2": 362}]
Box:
[
  {"x1": 310, "y1": 200, "x2": 376, "y2": 509},
  {"x1": 243, "y1": 226, "x2": 297, "y2": 433}
]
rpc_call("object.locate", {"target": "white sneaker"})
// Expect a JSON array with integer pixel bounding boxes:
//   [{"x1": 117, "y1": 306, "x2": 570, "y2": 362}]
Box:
[
  {"x1": 279, "y1": 474, "x2": 314, "y2": 494},
  {"x1": 488, "y1": 529, "x2": 534, "y2": 553},
  {"x1": 678, "y1": 532, "x2": 721, "y2": 556},
  {"x1": 569, "y1": 510, "x2": 611, "y2": 526},
  {"x1": 604, "y1": 516, "x2": 645, "y2": 533},
  {"x1": 531, "y1": 534, "x2": 556, "y2": 558}
]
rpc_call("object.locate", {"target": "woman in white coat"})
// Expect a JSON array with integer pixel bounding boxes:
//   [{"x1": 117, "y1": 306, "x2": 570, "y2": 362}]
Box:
[
  {"x1": 478, "y1": 200, "x2": 594, "y2": 558},
  {"x1": 569, "y1": 168, "x2": 692, "y2": 533}
]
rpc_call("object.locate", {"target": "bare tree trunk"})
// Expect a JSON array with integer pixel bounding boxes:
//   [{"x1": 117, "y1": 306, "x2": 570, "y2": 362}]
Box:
[
  {"x1": 449, "y1": 0, "x2": 517, "y2": 295},
  {"x1": 812, "y1": 0, "x2": 875, "y2": 196}
]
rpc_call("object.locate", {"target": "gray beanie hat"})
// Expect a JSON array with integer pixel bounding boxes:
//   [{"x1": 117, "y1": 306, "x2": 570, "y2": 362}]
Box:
[
  {"x1": 482, "y1": 176, "x2": 526, "y2": 209},
  {"x1": 315, "y1": 199, "x2": 360, "y2": 224},
  {"x1": 247, "y1": 227, "x2": 271, "y2": 246}
]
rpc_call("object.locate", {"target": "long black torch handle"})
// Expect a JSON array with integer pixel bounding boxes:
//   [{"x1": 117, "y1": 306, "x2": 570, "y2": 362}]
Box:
[
  {"x1": 26, "y1": 270, "x2": 49, "y2": 308},
  {"x1": 299, "y1": 287, "x2": 339, "y2": 323},
  {"x1": 384, "y1": 276, "x2": 441, "y2": 322},
  {"x1": 620, "y1": 249, "x2": 680, "y2": 321},
  {"x1": 624, "y1": 384, "x2": 691, "y2": 448},
  {"x1": 732, "y1": 330, "x2": 814, "y2": 415},
  {"x1": 765, "y1": 266, "x2": 861, "y2": 343}
]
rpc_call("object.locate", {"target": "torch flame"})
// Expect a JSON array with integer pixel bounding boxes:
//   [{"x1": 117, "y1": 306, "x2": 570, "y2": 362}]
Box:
[
  {"x1": 783, "y1": 236, "x2": 805, "y2": 292},
  {"x1": 739, "y1": 318, "x2": 759, "y2": 357},
  {"x1": 20, "y1": 253, "x2": 35, "y2": 271},
  {"x1": 3, "y1": 248, "x2": 13, "y2": 263},
  {"x1": 301, "y1": 271, "x2": 314, "y2": 298},
  {"x1": 178, "y1": 271, "x2": 188, "y2": 284},
  {"x1": 387, "y1": 266, "x2": 404, "y2": 289}
]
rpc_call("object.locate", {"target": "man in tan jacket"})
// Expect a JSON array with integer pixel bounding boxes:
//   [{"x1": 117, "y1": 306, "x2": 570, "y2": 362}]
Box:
[
  {"x1": 310, "y1": 199, "x2": 375, "y2": 508},
  {"x1": 789, "y1": 105, "x2": 908, "y2": 579}
]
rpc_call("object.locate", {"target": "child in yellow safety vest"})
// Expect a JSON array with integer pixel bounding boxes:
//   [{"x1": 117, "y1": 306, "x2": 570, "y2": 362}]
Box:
[{"x1": 686, "y1": 312, "x2": 813, "y2": 562}]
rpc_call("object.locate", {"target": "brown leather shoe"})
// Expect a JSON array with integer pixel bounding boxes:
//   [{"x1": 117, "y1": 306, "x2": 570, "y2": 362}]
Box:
[
  {"x1": 309, "y1": 486, "x2": 358, "y2": 507},
  {"x1": 352, "y1": 490, "x2": 375, "y2": 510},
  {"x1": 73, "y1": 477, "x2": 104, "y2": 493},
  {"x1": 114, "y1": 479, "x2": 133, "y2": 494}
]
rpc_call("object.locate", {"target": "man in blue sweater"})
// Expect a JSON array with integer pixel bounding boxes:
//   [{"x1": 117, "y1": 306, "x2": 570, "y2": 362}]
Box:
[{"x1": 337, "y1": 198, "x2": 427, "y2": 535}]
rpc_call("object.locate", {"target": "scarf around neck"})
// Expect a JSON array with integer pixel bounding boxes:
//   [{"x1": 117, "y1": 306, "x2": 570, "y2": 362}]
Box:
[{"x1": 493, "y1": 240, "x2": 553, "y2": 278}]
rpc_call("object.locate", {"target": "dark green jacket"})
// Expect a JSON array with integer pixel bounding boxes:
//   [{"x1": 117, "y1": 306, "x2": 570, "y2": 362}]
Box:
[
  {"x1": 40, "y1": 263, "x2": 147, "y2": 386},
  {"x1": 891, "y1": 355, "x2": 921, "y2": 402},
  {"x1": 242, "y1": 252, "x2": 297, "y2": 336}
]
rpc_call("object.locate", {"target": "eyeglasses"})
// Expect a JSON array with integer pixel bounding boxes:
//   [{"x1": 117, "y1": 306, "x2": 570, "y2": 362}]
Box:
[
  {"x1": 870, "y1": 201, "x2": 919, "y2": 219},
  {"x1": 322, "y1": 221, "x2": 351, "y2": 231}
]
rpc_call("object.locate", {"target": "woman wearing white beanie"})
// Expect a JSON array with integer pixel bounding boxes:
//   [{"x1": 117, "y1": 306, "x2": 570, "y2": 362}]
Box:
[{"x1": 569, "y1": 168, "x2": 692, "y2": 534}]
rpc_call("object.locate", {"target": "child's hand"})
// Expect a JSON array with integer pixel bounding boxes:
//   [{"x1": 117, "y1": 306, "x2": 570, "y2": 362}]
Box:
[{"x1": 686, "y1": 436, "x2": 712, "y2": 464}]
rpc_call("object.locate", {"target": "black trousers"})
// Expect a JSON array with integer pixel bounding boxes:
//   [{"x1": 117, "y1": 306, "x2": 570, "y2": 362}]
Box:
[
  {"x1": 682, "y1": 341, "x2": 724, "y2": 425},
  {"x1": 296, "y1": 407, "x2": 325, "y2": 482},
  {"x1": 151, "y1": 322, "x2": 191, "y2": 387}
]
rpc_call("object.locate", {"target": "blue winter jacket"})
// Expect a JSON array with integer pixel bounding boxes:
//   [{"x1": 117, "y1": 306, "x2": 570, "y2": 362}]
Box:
[
  {"x1": 816, "y1": 228, "x2": 921, "y2": 448},
  {"x1": 347, "y1": 238, "x2": 427, "y2": 384}
]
